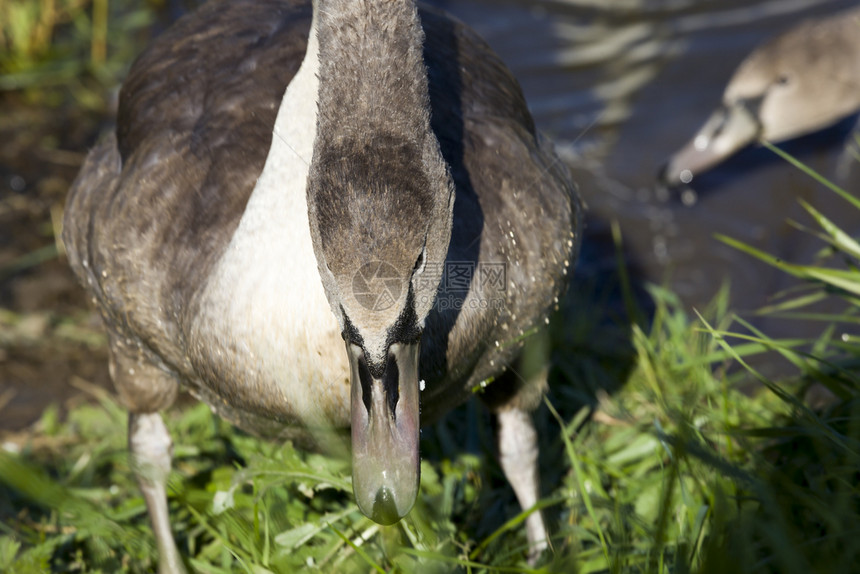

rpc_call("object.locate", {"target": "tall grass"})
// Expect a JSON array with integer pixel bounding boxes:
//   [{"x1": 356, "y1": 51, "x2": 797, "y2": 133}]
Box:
[
  {"x1": 2, "y1": 6, "x2": 860, "y2": 571},
  {"x1": 2, "y1": 223, "x2": 859, "y2": 573},
  {"x1": 0, "y1": 0, "x2": 153, "y2": 104}
]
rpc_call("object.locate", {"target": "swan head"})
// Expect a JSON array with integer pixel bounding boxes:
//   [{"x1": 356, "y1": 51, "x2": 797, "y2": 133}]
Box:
[
  {"x1": 307, "y1": 133, "x2": 454, "y2": 523},
  {"x1": 661, "y1": 13, "x2": 860, "y2": 186}
]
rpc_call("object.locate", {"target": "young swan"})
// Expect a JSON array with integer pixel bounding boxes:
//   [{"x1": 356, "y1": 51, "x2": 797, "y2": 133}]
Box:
[
  {"x1": 63, "y1": 0, "x2": 582, "y2": 570},
  {"x1": 661, "y1": 6, "x2": 860, "y2": 185}
]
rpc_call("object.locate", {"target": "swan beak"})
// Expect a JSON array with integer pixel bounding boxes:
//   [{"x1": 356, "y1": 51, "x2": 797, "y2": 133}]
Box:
[
  {"x1": 348, "y1": 341, "x2": 420, "y2": 525},
  {"x1": 660, "y1": 101, "x2": 761, "y2": 185}
]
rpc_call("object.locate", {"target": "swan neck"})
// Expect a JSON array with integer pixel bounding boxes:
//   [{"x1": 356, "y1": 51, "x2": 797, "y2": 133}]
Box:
[{"x1": 313, "y1": 0, "x2": 431, "y2": 141}]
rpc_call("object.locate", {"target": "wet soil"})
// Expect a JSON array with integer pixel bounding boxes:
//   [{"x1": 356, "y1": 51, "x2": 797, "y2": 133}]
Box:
[{"x1": 0, "y1": 95, "x2": 113, "y2": 432}]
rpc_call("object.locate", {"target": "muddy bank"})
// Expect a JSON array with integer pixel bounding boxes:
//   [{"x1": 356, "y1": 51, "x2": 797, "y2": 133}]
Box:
[{"x1": 0, "y1": 98, "x2": 113, "y2": 432}]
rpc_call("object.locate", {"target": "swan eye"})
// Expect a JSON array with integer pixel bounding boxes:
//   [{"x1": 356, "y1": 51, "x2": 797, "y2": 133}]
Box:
[
  {"x1": 776, "y1": 74, "x2": 791, "y2": 87},
  {"x1": 413, "y1": 247, "x2": 426, "y2": 275}
]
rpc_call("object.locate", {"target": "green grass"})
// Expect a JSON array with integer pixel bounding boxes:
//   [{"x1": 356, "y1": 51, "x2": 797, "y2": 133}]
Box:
[
  {"x1": 2, "y1": 260, "x2": 859, "y2": 572},
  {"x1": 2, "y1": 3, "x2": 860, "y2": 570},
  {"x1": 0, "y1": 0, "x2": 154, "y2": 106},
  {"x1": 4, "y1": 145, "x2": 860, "y2": 571}
]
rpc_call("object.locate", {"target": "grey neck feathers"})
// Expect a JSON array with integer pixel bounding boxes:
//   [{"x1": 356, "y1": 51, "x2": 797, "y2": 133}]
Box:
[
  {"x1": 314, "y1": 0, "x2": 432, "y2": 143},
  {"x1": 306, "y1": 0, "x2": 455, "y2": 338}
]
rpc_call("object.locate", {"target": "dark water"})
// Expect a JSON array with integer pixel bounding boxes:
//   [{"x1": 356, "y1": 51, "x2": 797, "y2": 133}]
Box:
[{"x1": 435, "y1": 0, "x2": 860, "y2": 353}]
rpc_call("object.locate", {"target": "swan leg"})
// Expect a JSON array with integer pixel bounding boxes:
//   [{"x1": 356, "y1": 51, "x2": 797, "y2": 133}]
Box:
[
  {"x1": 496, "y1": 407, "x2": 549, "y2": 565},
  {"x1": 479, "y1": 348, "x2": 551, "y2": 565},
  {"x1": 107, "y1": 332, "x2": 185, "y2": 574},
  {"x1": 129, "y1": 413, "x2": 187, "y2": 574}
]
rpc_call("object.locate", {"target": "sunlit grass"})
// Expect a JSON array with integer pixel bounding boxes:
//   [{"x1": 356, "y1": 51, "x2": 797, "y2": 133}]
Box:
[
  {"x1": 0, "y1": 0, "x2": 154, "y2": 105},
  {"x1": 2, "y1": 261, "x2": 859, "y2": 572},
  {"x1": 2, "y1": 3, "x2": 860, "y2": 571},
  {"x1": 4, "y1": 144, "x2": 860, "y2": 569}
]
